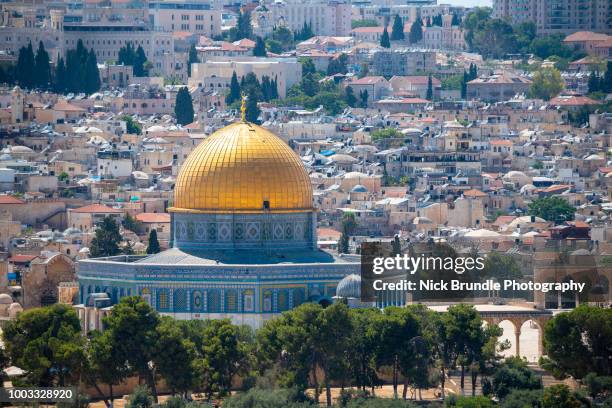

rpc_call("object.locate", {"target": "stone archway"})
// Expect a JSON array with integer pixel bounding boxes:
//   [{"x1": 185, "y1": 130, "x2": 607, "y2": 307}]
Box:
[{"x1": 482, "y1": 314, "x2": 550, "y2": 360}]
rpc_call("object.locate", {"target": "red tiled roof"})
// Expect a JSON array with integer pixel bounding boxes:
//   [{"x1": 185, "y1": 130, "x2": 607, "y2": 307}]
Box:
[
  {"x1": 351, "y1": 76, "x2": 387, "y2": 85},
  {"x1": 135, "y1": 213, "x2": 171, "y2": 223},
  {"x1": 463, "y1": 189, "x2": 488, "y2": 198},
  {"x1": 564, "y1": 31, "x2": 610, "y2": 42},
  {"x1": 8, "y1": 254, "x2": 37, "y2": 263},
  {"x1": 493, "y1": 215, "x2": 516, "y2": 226},
  {"x1": 71, "y1": 204, "x2": 123, "y2": 213},
  {"x1": 490, "y1": 140, "x2": 513, "y2": 146},
  {"x1": 351, "y1": 26, "x2": 384, "y2": 34},
  {"x1": 549, "y1": 96, "x2": 599, "y2": 106},
  {"x1": 317, "y1": 227, "x2": 342, "y2": 240},
  {"x1": 0, "y1": 195, "x2": 25, "y2": 204}
]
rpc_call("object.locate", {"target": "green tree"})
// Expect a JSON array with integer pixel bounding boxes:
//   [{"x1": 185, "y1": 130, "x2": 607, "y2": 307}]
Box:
[
  {"x1": 175, "y1": 87, "x2": 194, "y2": 126},
  {"x1": 187, "y1": 44, "x2": 198, "y2": 77},
  {"x1": 84, "y1": 49, "x2": 101, "y2": 93},
  {"x1": 408, "y1": 19, "x2": 423, "y2": 44},
  {"x1": 491, "y1": 357, "x2": 542, "y2": 400},
  {"x1": 338, "y1": 212, "x2": 357, "y2": 254},
  {"x1": 347, "y1": 308, "x2": 382, "y2": 393},
  {"x1": 528, "y1": 196, "x2": 574, "y2": 224},
  {"x1": 344, "y1": 86, "x2": 357, "y2": 108},
  {"x1": 481, "y1": 252, "x2": 523, "y2": 281},
  {"x1": 583, "y1": 372, "x2": 612, "y2": 401},
  {"x1": 294, "y1": 22, "x2": 314, "y2": 41},
  {"x1": 90, "y1": 216, "x2": 122, "y2": 258},
  {"x1": 223, "y1": 388, "x2": 312, "y2": 408},
  {"x1": 103, "y1": 297, "x2": 161, "y2": 401},
  {"x1": 391, "y1": 14, "x2": 404, "y2": 41},
  {"x1": 265, "y1": 39, "x2": 283, "y2": 54},
  {"x1": 146, "y1": 229, "x2": 161, "y2": 254},
  {"x1": 446, "y1": 304, "x2": 488, "y2": 395},
  {"x1": 327, "y1": 54, "x2": 348, "y2": 76},
  {"x1": 603, "y1": 61, "x2": 612, "y2": 93},
  {"x1": 542, "y1": 306, "x2": 612, "y2": 378},
  {"x1": 351, "y1": 19, "x2": 379, "y2": 29},
  {"x1": 54, "y1": 55, "x2": 67, "y2": 93},
  {"x1": 301, "y1": 58, "x2": 317, "y2": 76},
  {"x1": 120, "y1": 115, "x2": 142, "y2": 135},
  {"x1": 245, "y1": 89, "x2": 260, "y2": 123},
  {"x1": 154, "y1": 317, "x2": 197, "y2": 394},
  {"x1": 195, "y1": 319, "x2": 251, "y2": 399},
  {"x1": 232, "y1": 10, "x2": 253, "y2": 41},
  {"x1": 271, "y1": 26, "x2": 293, "y2": 49},
  {"x1": 135, "y1": 45, "x2": 149, "y2": 76},
  {"x1": 3, "y1": 304, "x2": 85, "y2": 386},
  {"x1": 542, "y1": 384, "x2": 583, "y2": 408},
  {"x1": 35, "y1": 41, "x2": 51, "y2": 89},
  {"x1": 253, "y1": 36, "x2": 267, "y2": 57},
  {"x1": 529, "y1": 35, "x2": 573, "y2": 60},
  {"x1": 380, "y1": 26, "x2": 391, "y2": 48},
  {"x1": 126, "y1": 385, "x2": 154, "y2": 408},
  {"x1": 530, "y1": 67, "x2": 564, "y2": 101},
  {"x1": 359, "y1": 89, "x2": 369, "y2": 108},
  {"x1": 16, "y1": 42, "x2": 35, "y2": 88},
  {"x1": 500, "y1": 389, "x2": 543, "y2": 408},
  {"x1": 226, "y1": 71, "x2": 241, "y2": 105},
  {"x1": 85, "y1": 329, "x2": 130, "y2": 407},
  {"x1": 445, "y1": 395, "x2": 494, "y2": 407},
  {"x1": 426, "y1": 74, "x2": 433, "y2": 100}
]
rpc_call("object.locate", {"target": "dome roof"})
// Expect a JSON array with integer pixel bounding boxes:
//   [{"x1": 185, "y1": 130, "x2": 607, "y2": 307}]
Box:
[
  {"x1": 0, "y1": 294, "x2": 12, "y2": 304},
  {"x1": 171, "y1": 122, "x2": 313, "y2": 214},
  {"x1": 351, "y1": 184, "x2": 368, "y2": 193},
  {"x1": 336, "y1": 274, "x2": 361, "y2": 299}
]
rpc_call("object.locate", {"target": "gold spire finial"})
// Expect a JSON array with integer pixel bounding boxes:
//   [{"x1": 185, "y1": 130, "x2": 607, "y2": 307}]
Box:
[{"x1": 241, "y1": 94, "x2": 247, "y2": 122}]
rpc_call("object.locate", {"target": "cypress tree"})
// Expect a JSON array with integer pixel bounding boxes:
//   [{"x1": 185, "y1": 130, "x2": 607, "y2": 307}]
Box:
[
  {"x1": 174, "y1": 87, "x2": 194, "y2": 125},
  {"x1": 270, "y1": 76, "x2": 279, "y2": 100},
  {"x1": 253, "y1": 36, "x2": 267, "y2": 57},
  {"x1": 146, "y1": 229, "x2": 161, "y2": 254},
  {"x1": 426, "y1": 74, "x2": 433, "y2": 100},
  {"x1": 602, "y1": 61, "x2": 612, "y2": 93},
  {"x1": 35, "y1": 41, "x2": 51, "y2": 89},
  {"x1": 16, "y1": 43, "x2": 35, "y2": 88},
  {"x1": 54, "y1": 55, "x2": 66, "y2": 93},
  {"x1": 344, "y1": 86, "x2": 357, "y2": 107},
  {"x1": 391, "y1": 14, "x2": 404, "y2": 41},
  {"x1": 380, "y1": 26, "x2": 391, "y2": 48},
  {"x1": 84, "y1": 49, "x2": 101, "y2": 94},
  {"x1": 409, "y1": 19, "x2": 423, "y2": 44},
  {"x1": 461, "y1": 70, "x2": 468, "y2": 99},
  {"x1": 135, "y1": 46, "x2": 148, "y2": 76},
  {"x1": 245, "y1": 89, "x2": 260, "y2": 123},
  {"x1": 187, "y1": 44, "x2": 198, "y2": 77},
  {"x1": 226, "y1": 71, "x2": 241, "y2": 104},
  {"x1": 588, "y1": 71, "x2": 600, "y2": 93}
]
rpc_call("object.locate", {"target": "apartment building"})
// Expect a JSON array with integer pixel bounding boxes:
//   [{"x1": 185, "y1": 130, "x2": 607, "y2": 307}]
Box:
[
  {"x1": 372, "y1": 49, "x2": 437, "y2": 77},
  {"x1": 253, "y1": 0, "x2": 351, "y2": 37},
  {"x1": 148, "y1": 2, "x2": 222, "y2": 38},
  {"x1": 189, "y1": 57, "x2": 302, "y2": 99},
  {"x1": 492, "y1": 0, "x2": 611, "y2": 35}
]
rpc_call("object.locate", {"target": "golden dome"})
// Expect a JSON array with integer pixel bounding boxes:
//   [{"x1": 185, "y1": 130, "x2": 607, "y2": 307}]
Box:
[{"x1": 170, "y1": 122, "x2": 313, "y2": 214}]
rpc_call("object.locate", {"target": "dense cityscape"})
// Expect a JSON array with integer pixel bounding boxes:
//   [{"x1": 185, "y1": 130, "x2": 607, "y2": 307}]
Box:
[{"x1": 0, "y1": 0, "x2": 610, "y2": 406}]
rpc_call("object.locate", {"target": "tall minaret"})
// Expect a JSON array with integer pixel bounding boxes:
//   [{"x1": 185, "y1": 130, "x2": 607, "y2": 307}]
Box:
[{"x1": 11, "y1": 86, "x2": 24, "y2": 124}]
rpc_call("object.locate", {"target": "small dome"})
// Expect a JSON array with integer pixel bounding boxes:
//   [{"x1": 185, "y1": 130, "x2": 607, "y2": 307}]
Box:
[
  {"x1": 336, "y1": 274, "x2": 361, "y2": 299},
  {"x1": 351, "y1": 184, "x2": 368, "y2": 193},
  {"x1": 0, "y1": 294, "x2": 13, "y2": 304},
  {"x1": 8, "y1": 302, "x2": 22, "y2": 318},
  {"x1": 10, "y1": 145, "x2": 33, "y2": 153}
]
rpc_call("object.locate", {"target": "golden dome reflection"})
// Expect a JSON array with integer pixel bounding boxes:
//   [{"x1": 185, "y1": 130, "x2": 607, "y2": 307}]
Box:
[{"x1": 169, "y1": 122, "x2": 313, "y2": 214}]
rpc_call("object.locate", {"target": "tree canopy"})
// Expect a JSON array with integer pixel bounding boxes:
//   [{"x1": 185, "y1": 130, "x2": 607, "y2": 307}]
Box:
[
  {"x1": 528, "y1": 196, "x2": 574, "y2": 224},
  {"x1": 175, "y1": 87, "x2": 195, "y2": 126}
]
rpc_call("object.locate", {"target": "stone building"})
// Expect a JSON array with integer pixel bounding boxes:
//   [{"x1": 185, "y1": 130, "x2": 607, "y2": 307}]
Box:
[{"x1": 22, "y1": 252, "x2": 75, "y2": 308}]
